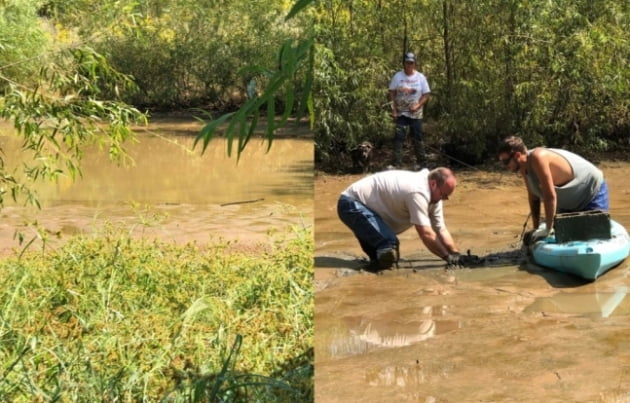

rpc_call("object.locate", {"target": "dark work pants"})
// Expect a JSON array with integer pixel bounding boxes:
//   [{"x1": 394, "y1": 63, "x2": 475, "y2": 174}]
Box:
[
  {"x1": 337, "y1": 194, "x2": 399, "y2": 261},
  {"x1": 393, "y1": 115, "x2": 425, "y2": 167}
]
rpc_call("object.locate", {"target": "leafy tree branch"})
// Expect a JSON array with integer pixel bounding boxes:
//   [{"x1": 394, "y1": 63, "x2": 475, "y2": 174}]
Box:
[
  {"x1": 0, "y1": 46, "x2": 146, "y2": 208},
  {"x1": 194, "y1": 0, "x2": 316, "y2": 160}
]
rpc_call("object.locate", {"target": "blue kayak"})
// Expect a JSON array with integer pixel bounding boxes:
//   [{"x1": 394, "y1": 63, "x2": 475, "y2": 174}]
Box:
[{"x1": 531, "y1": 220, "x2": 630, "y2": 280}]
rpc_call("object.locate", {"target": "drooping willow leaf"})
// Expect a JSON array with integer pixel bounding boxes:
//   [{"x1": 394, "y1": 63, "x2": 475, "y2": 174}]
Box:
[
  {"x1": 195, "y1": 37, "x2": 314, "y2": 161},
  {"x1": 286, "y1": 0, "x2": 315, "y2": 21}
]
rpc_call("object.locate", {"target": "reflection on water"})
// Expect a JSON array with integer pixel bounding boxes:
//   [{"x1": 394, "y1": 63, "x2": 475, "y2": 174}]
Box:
[
  {"x1": 358, "y1": 319, "x2": 436, "y2": 348},
  {"x1": 325, "y1": 305, "x2": 460, "y2": 359},
  {"x1": 365, "y1": 363, "x2": 426, "y2": 387},
  {"x1": 524, "y1": 286, "x2": 630, "y2": 318},
  {"x1": 365, "y1": 362, "x2": 452, "y2": 393}
]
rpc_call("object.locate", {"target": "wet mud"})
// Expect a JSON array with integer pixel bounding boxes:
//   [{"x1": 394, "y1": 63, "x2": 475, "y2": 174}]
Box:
[{"x1": 315, "y1": 162, "x2": 630, "y2": 402}]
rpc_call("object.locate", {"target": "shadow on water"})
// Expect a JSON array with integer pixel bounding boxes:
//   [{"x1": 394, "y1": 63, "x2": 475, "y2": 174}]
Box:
[
  {"x1": 287, "y1": 160, "x2": 315, "y2": 175},
  {"x1": 314, "y1": 256, "x2": 365, "y2": 270},
  {"x1": 260, "y1": 160, "x2": 313, "y2": 197},
  {"x1": 519, "y1": 261, "x2": 594, "y2": 288},
  {"x1": 314, "y1": 256, "x2": 447, "y2": 274},
  {"x1": 316, "y1": 249, "x2": 526, "y2": 273},
  {"x1": 241, "y1": 159, "x2": 313, "y2": 199}
]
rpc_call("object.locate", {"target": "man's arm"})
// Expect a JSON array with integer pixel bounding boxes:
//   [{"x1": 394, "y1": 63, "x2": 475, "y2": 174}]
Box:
[
  {"x1": 411, "y1": 92, "x2": 431, "y2": 113},
  {"x1": 415, "y1": 224, "x2": 458, "y2": 260},
  {"x1": 529, "y1": 149, "x2": 558, "y2": 230},
  {"x1": 528, "y1": 192, "x2": 542, "y2": 229},
  {"x1": 389, "y1": 89, "x2": 398, "y2": 118},
  {"x1": 523, "y1": 175, "x2": 542, "y2": 228}
]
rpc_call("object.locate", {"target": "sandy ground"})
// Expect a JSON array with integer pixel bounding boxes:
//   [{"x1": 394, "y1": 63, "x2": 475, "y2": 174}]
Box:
[{"x1": 314, "y1": 161, "x2": 630, "y2": 402}]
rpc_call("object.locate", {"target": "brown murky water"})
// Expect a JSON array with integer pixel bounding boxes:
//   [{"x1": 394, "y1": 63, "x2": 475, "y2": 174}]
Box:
[
  {"x1": 315, "y1": 162, "x2": 630, "y2": 402},
  {"x1": 0, "y1": 119, "x2": 313, "y2": 255}
]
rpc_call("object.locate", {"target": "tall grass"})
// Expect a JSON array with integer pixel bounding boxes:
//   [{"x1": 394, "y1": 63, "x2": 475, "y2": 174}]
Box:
[{"x1": 0, "y1": 224, "x2": 313, "y2": 401}]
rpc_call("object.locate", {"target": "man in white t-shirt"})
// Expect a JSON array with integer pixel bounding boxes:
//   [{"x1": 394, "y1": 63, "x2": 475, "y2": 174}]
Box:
[
  {"x1": 388, "y1": 52, "x2": 431, "y2": 170},
  {"x1": 337, "y1": 167, "x2": 464, "y2": 271}
]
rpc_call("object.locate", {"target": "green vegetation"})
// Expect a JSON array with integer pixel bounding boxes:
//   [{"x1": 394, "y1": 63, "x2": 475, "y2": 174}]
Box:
[
  {"x1": 0, "y1": 224, "x2": 313, "y2": 401},
  {"x1": 311, "y1": 0, "x2": 629, "y2": 169},
  {"x1": 2, "y1": 0, "x2": 629, "y2": 178}
]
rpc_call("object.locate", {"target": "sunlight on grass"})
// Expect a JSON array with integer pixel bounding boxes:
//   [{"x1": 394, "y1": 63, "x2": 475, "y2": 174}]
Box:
[{"x1": 0, "y1": 223, "x2": 313, "y2": 401}]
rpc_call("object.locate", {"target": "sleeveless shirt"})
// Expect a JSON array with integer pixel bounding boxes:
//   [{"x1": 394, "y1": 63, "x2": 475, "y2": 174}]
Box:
[{"x1": 526, "y1": 148, "x2": 603, "y2": 212}]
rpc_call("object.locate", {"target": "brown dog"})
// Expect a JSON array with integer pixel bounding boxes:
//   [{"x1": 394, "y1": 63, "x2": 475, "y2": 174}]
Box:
[{"x1": 350, "y1": 141, "x2": 373, "y2": 173}]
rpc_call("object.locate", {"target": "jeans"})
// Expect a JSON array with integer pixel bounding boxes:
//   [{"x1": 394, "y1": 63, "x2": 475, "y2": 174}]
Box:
[
  {"x1": 393, "y1": 115, "x2": 424, "y2": 166},
  {"x1": 337, "y1": 195, "x2": 399, "y2": 261},
  {"x1": 583, "y1": 180, "x2": 609, "y2": 211}
]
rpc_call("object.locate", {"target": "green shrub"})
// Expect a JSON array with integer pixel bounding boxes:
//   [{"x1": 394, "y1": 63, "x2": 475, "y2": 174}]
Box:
[{"x1": 0, "y1": 224, "x2": 313, "y2": 401}]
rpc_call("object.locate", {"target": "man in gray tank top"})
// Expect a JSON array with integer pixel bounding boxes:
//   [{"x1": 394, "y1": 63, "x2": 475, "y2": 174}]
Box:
[{"x1": 497, "y1": 136, "x2": 609, "y2": 240}]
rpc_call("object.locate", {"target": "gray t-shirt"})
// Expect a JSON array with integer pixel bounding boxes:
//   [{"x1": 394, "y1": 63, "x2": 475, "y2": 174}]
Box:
[
  {"x1": 341, "y1": 169, "x2": 445, "y2": 234},
  {"x1": 526, "y1": 148, "x2": 604, "y2": 212}
]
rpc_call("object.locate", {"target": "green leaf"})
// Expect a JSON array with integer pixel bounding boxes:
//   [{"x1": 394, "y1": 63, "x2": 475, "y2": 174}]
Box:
[
  {"x1": 286, "y1": 0, "x2": 314, "y2": 21},
  {"x1": 194, "y1": 112, "x2": 234, "y2": 152}
]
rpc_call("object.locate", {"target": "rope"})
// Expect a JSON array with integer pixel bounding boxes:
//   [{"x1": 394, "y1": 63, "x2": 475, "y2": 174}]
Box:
[{"x1": 425, "y1": 143, "x2": 480, "y2": 171}]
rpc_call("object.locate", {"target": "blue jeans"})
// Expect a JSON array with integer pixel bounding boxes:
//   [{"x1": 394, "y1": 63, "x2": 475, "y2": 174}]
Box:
[
  {"x1": 394, "y1": 115, "x2": 424, "y2": 166},
  {"x1": 337, "y1": 195, "x2": 399, "y2": 261}
]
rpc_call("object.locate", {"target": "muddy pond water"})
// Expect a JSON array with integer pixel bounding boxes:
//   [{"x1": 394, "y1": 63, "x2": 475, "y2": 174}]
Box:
[
  {"x1": 315, "y1": 162, "x2": 630, "y2": 402},
  {"x1": 0, "y1": 119, "x2": 313, "y2": 255}
]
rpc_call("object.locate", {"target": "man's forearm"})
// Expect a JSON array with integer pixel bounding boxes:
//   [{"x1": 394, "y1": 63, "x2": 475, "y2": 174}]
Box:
[
  {"x1": 437, "y1": 228, "x2": 458, "y2": 255},
  {"x1": 416, "y1": 225, "x2": 455, "y2": 259},
  {"x1": 543, "y1": 197, "x2": 557, "y2": 230},
  {"x1": 529, "y1": 197, "x2": 541, "y2": 228},
  {"x1": 417, "y1": 93, "x2": 430, "y2": 108}
]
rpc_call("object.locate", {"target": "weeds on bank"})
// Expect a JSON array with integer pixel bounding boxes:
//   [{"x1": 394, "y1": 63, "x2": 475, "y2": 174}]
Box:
[{"x1": 0, "y1": 224, "x2": 313, "y2": 401}]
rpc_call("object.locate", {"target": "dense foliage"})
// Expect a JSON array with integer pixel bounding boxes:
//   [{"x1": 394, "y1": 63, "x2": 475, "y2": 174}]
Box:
[
  {"x1": 39, "y1": 0, "x2": 310, "y2": 111},
  {"x1": 0, "y1": 224, "x2": 313, "y2": 401},
  {"x1": 1, "y1": 0, "x2": 312, "y2": 202},
  {"x1": 311, "y1": 0, "x2": 629, "y2": 169},
  {"x1": 1, "y1": 0, "x2": 629, "y2": 174}
]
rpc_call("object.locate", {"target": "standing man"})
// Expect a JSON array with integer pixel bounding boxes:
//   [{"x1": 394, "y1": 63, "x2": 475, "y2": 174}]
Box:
[
  {"x1": 337, "y1": 167, "x2": 464, "y2": 271},
  {"x1": 498, "y1": 136, "x2": 609, "y2": 241},
  {"x1": 388, "y1": 52, "x2": 431, "y2": 170}
]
